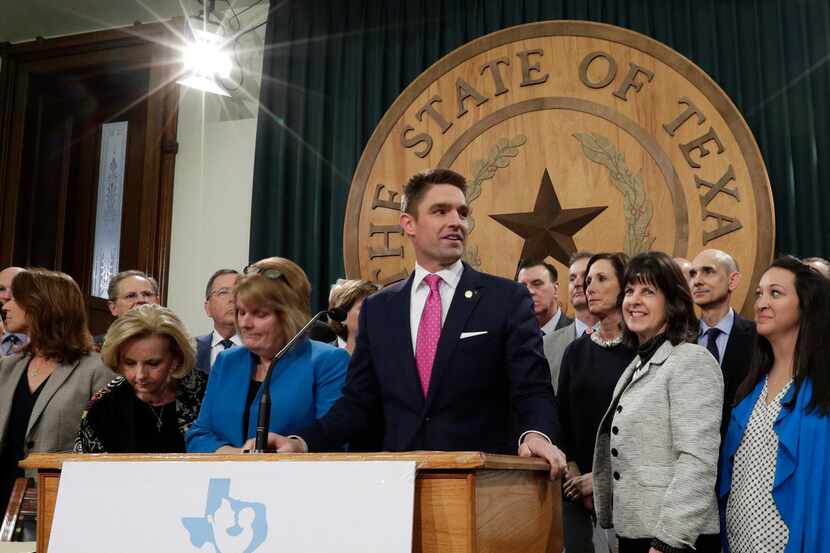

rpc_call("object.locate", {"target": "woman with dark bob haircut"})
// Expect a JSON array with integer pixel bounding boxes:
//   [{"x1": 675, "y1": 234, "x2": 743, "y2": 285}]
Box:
[
  {"x1": 0, "y1": 269, "x2": 116, "y2": 513},
  {"x1": 719, "y1": 256, "x2": 830, "y2": 552},
  {"x1": 593, "y1": 251, "x2": 723, "y2": 553}
]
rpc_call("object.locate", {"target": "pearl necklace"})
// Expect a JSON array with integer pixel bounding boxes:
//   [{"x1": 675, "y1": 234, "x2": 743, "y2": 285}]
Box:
[{"x1": 591, "y1": 331, "x2": 624, "y2": 348}]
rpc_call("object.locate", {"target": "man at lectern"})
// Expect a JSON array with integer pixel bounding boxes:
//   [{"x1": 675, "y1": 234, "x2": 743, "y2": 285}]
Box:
[{"x1": 273, "y1": 168, "x2": 566, "y2": 478}]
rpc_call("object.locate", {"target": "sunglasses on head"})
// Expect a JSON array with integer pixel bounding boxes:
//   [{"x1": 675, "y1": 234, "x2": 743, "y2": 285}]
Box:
[{"x1": 243, "y1": 264, "x2": 290, "y2": 286}]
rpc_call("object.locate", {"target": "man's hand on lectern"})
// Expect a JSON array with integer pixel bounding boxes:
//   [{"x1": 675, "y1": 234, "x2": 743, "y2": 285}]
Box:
[
  {"x1": 518, "y1": 433, "x2": 566, "y2": 480},
  {"x1": 272, "y1": 433, "x2": 308, "y2": 453},
  {"x1": 241, "y1": 432, "x2": 302, "y2": 452}
]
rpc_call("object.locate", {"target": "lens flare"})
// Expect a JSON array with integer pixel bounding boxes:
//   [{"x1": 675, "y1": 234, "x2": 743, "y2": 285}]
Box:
[{"x1": 177, "y1": 29, "x2": 232, "y2": 96}]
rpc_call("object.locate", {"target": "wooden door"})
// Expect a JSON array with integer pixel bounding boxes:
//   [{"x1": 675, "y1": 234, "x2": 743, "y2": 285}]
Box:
[{"x1": 0, "y1": 25, "x2": 180, "y2": 336}]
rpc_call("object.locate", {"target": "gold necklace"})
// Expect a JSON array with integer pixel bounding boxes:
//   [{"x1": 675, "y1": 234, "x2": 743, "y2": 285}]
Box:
[
  {"x1": 143, "y1": 385, "x2": 177, "y2": 432},
  {"x1": 30, "y1": 357, "x2": 47, "y2": 378},
  {"x1": 146, "y1": 402, "x2": 166, "y2": 432}
]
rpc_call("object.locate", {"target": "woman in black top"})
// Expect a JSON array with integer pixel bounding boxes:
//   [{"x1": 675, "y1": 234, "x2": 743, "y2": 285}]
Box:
[
  {"x1": 74, "y1": 304, "x2": 206, "y2": 453},
  {"x1": 0, "y1": 269, "x2": 115, "y2": 515},
  {"x1": 558, "y1": 253, "x2": 634, "y2": 552}
]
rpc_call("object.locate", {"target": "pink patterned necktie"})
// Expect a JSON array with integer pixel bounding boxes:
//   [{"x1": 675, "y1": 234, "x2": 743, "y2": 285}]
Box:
[{"x1": 415, "y1": 274, "x2": 443, "y2": 396}]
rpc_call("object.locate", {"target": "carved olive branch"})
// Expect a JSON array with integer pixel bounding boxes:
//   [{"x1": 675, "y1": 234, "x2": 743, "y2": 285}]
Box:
[
  {"x1": 464, "y1": 135, "x2": 527, "y2": 268},
  {"x1": 573, "y1": 132, "x2": 655, "y2": 255}
]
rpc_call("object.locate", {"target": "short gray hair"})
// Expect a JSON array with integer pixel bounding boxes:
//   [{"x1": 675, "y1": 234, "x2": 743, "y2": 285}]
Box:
[{"x1": 107, "y1": 270, "x2": 159, "y2": 301}]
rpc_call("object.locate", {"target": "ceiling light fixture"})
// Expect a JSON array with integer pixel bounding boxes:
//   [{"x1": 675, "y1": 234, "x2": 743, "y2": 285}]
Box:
[
  {"x1": 177, "y1": 0, "x2": 268, "y2": 97},
  {"x1": 177, "y1": 27, "x2": 232, "y2": 96},
  {"x1": 177, "y1": 0, "x2": 233, "y2": 96}
]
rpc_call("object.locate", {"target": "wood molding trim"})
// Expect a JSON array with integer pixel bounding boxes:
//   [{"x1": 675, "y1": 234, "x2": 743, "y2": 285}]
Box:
[
  {"x1": 0, "y1": 21, "x2": 181, "y2": 303},
  {"x1": 20, "y1": 451, "x2": 552, "y2": 471}
]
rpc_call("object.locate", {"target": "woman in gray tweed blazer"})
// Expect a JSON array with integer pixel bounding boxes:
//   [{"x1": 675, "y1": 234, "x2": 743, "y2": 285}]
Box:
[
  {"x1": 593, "y1": 252, "x2": 723, "y2": 553},
  {"x1": 0, "y1": 269, "x2": 116, "y2": 514}
]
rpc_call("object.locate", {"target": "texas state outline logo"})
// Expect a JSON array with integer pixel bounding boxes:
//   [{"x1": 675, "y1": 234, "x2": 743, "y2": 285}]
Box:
[{"x1": 182, "y1": 478, "x2": 268, "y2": 553}]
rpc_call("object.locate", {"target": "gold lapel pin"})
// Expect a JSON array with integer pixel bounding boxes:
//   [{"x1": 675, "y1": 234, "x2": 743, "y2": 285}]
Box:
[{"x1": 464, "y1": 290, "x2": 473, "y2": 299}]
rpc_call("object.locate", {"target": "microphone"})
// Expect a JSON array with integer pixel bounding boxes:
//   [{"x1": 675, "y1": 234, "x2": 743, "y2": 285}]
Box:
[{"x1": 253, "y1": 307, "x2": 347, "y2": 453}]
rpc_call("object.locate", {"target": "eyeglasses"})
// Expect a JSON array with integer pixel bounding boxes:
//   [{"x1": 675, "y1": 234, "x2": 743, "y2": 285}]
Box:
[
  {"x1": 118, "y1": 290, "x2": 158, "y2": 302},
  {"x1": 208, "y1": 287, "x2": 233, "y2": 299},
  {"x1": 243, "y1": 264, "x2": 290, "y2": 286}
]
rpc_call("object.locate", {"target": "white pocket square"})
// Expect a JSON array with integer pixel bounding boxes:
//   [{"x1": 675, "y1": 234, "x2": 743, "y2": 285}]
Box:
[{"x1": 460, "y1": 331, "x2": 488, "y2": 340}]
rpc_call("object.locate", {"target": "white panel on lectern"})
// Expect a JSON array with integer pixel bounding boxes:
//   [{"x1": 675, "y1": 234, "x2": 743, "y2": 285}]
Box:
[{"x1": 48, "y1": 460, "x2": 415, "y2": 553}]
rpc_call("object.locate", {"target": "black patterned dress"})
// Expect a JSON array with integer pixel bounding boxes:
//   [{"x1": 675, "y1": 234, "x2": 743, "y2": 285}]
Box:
[{"x1": 74, "y1": 370, "x2": 207, "y2": 453}]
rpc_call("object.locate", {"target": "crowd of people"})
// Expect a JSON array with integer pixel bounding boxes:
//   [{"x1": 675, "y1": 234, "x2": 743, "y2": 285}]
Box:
[{"x1": 0, "y1": 167, "x2": 828, "y2": 551}]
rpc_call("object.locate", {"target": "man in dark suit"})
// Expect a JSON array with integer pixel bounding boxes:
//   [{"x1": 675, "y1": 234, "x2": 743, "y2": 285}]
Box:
[
  {"x1": 690, "y1": 249, "x2": 756, "y2": 438},
  {"x1": 517, "y1": 258, "x2": 572, "y2": 336},
  {"x1": 196, "y1": 269, "x2": 241, "y2": 374},
  {"x1": 274, "y1": 168, "x2": 565, "y2": 477}
]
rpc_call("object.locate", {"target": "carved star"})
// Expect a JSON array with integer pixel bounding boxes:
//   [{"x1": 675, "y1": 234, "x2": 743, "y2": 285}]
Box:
[{"x1": 489, "y1": 169, "x2": 607, "y2": 267}]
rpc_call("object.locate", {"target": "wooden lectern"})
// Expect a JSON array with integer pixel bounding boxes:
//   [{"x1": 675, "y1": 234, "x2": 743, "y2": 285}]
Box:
[{"x1": 21, "y1": 451, "x2": 561, "y2": 553}]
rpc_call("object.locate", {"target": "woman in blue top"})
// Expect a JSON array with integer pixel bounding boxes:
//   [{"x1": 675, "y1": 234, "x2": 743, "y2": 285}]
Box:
[
  {"x1": 719, "y1": 256, "x2": 830, "y2": 552},
  {"x1": 186, "y1": 257, "x2": 349, "y2": 453}
]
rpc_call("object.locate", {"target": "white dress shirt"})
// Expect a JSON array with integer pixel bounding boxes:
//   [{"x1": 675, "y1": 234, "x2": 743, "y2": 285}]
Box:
[
  {"x1": 573, "y1": 317, "x2": 599, "y2": 337},
  {"x1": 540, "y1": 309, "x2": 562, "y2": 335},
  {"x1": 0, "y1": 332, "x2": 27, "y2": 357},
  {"x1": 210, "y1": 331, "x2": 242, "y2": 367},
  {"x1": 409, "y1": 259, "x2": 464, "y2": 351}
]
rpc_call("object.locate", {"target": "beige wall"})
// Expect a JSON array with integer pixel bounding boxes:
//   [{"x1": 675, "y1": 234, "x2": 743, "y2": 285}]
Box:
[
  {"x1": 167, "y1": 4, "x2": 266, "y2": 337},
  {"x1": 167, "y1": 94, "x2": 257, "y2": 337}
]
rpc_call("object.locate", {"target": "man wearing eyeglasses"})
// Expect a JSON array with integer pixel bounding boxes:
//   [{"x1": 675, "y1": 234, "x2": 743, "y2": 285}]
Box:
[
  {"x1": 196, "y1": 269, "x2": 242, "y2": 374},
  {"x1": 92, "y1": 270, "x2": 161, "y2": 349},
  {"x1": 106, "y1": 270, "x2": 160, "y2": 317}
]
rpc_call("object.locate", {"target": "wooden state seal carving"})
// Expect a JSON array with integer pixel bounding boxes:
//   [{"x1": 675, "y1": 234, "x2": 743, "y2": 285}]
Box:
[{"x1": 344, "y1": 21, "x2": 774, "y2": 315}]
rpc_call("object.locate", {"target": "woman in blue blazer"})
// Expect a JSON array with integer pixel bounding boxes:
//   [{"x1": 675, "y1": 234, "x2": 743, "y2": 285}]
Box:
[
  {"x1": 719, "y1": 256, "x2": 830, "y2": 553},
  {"x1": 186, "y1": 257, "x2": 349, "y2": 453}
]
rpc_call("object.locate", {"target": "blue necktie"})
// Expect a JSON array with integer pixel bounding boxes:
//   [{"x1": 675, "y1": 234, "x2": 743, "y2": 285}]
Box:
[
  {"x1": 2, "y1": 334, "x2": 19, "y2": 355},
  {"x1": 705, "y1": 327, "x2": 722, "y2": 363}
]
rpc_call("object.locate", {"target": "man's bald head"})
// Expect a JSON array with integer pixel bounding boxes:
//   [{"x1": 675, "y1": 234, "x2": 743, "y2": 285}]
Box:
[
  {"x1": 804, "y1": 257, "x2": 830, "y2": 279},
  {"x1": 699, "y1": 249, "x2": 738, "y2": 273},
  {"x1": 673, "y1": 257, "x2": 693, "y2": 288},
  {"x1": 689, "y1": 249, "x2": 740, "y2": 310},
  {"x1": 0, "y1": 267, "x2": 24, "y2": 305}
]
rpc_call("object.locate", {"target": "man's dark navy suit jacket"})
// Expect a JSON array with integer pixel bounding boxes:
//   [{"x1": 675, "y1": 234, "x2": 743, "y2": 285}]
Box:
[
  {"x1": 302, "y1": 263, "x2": 559, "y2": 453},
  {"x1": 195, "y1": 333, "x2": 212, "y2": 374}
]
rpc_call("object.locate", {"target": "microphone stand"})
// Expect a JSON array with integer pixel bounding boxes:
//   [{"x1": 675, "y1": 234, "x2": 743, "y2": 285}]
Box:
[{"x1": 252, "y1": 309, "x2": 342, "y2": 453}]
